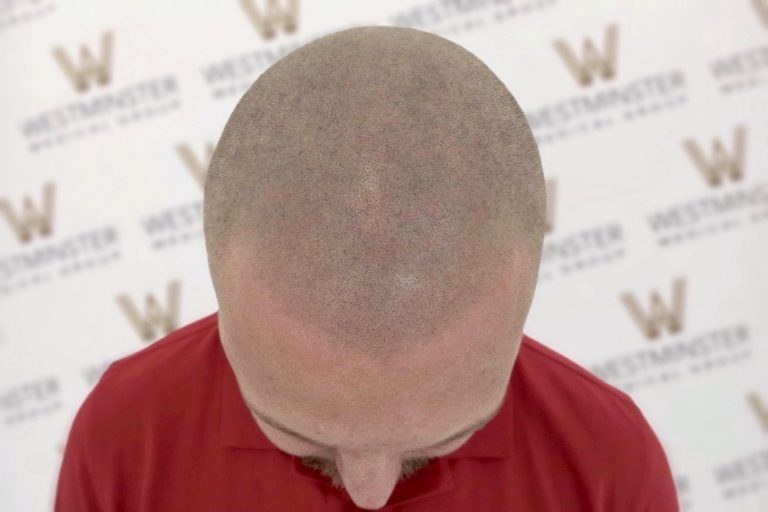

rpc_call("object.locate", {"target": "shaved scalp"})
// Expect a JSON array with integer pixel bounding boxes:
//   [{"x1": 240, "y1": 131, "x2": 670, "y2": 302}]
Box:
[{"x1": 203, "y1": 25, "x2": 546, "y2": 357}]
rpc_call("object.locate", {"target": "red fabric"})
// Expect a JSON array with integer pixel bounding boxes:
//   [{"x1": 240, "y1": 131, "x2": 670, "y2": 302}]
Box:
[{"x1": 55, "y1": 311, "x2": 679, "y2": 511}]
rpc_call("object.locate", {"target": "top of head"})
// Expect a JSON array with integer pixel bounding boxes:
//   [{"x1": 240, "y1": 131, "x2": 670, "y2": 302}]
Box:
[{"x1": 203, "y1": 25, "x2": 546, "y2": 357}]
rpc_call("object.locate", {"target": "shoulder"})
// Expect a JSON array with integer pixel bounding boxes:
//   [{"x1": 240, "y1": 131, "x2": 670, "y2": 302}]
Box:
[
  {"x1": 517, "y1": 333, "x2": 646, "y2": 422},
  {"x1": 69, "y1": 312, "x2": 220, "y2": 445},
  {"x1": 515, "y1": 334, "x2": 677, "y2": 508},
  {"x1": 519, "y1": 334, "x2": 632, "y2": 401},
  {"x1": 100, "y1": 311, "x2": 219, "y2": 384}
]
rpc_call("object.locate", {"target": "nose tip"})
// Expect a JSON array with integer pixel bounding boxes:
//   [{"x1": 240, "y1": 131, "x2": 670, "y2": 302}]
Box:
[
  {"x1": 352, "y1": 493, "x2": 390, "y2": 510},
  {"x1": 337, "y1": 452, "x2": 400, "y2": 510},
  {"x1": 343, "y1": 480, "x2": 395, "y2": 510},
  {"x1": 342, "y1": 473, "x2": 397, "y2": 510}
]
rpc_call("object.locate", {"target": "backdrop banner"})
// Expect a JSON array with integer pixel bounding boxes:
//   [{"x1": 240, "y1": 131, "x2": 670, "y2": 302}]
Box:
[{"x1": 0, "y1": 1, "x2": 766, "y2": 511}]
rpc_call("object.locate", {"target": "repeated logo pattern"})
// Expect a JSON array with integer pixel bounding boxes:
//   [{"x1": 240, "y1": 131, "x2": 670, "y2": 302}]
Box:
[{"x1": 0, "y1": 1, "x2": 765, "y2": 510}]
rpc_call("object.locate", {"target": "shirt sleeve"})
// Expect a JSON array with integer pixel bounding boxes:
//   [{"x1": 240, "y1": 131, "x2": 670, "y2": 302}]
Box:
[
  {"x1": 54, "y1": 381, "x2": 109, "y2": 511},
  {"x1": 631, "y1": 399, "x2": 680, "y2": 512}
]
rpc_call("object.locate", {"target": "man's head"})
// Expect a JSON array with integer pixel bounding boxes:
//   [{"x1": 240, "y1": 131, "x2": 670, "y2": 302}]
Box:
[{"x1": 203, "y1": 25, "x2": 546, "y2": 510}]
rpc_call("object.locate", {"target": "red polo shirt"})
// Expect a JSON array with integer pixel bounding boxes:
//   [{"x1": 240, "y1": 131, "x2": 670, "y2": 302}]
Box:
[{"x1": 55, "y1": 311, "x2": 679, "y2": 511}]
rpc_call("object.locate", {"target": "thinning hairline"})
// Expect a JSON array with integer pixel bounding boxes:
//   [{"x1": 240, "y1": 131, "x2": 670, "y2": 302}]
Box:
[{"x1": 244, "y1": 394, "x2": 506, "y2": 452}]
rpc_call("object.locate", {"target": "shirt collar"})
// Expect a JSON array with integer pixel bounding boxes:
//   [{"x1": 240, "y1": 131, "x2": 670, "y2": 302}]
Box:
[{"x1": 216, "y1": 315, "x2": 516, "y2": 459}]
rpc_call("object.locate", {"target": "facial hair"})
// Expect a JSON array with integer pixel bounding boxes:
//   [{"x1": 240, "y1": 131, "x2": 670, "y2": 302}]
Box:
[{"x1": 299, "y1": 455, "x2": 433, "y2": 489}]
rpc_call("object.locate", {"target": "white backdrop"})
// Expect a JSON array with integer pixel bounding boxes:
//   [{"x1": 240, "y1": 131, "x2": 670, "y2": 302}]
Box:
[{"x1": 1, "y1": 0, "x2": 767, "y2": 510}]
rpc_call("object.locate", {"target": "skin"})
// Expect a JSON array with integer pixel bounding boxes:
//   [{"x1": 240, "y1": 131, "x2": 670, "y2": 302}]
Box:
[
  {"x1": 217, "y1": 243, "x2": 535, "y2": 510},
  {"x1": 203, "y1": 25, "x2": 546, "y2": 511}
]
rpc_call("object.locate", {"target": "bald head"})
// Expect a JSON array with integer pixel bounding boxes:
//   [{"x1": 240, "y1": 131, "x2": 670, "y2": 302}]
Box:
[{"x1": 203, "y1": 25, "x2": 546, "y2": 358}]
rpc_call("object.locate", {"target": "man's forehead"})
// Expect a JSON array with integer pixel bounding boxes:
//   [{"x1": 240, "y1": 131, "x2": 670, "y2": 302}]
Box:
[
  {"x1": 237, "y1": 349, "x2": 512, "y2": 441},
  {"x1": 240, "y1": 381, "x2": 508, "y2": 453},
  {"x1": 219, "y1": 267, "x2": 519, "y2": 449},
  {"x1": 222, "y1": 307, "x2": 514, "y2": 412}
]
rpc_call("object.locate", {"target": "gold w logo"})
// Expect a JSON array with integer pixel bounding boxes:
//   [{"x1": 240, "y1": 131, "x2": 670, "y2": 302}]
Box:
[
  {"x1": 240, "y1": 0, "x2": 299, "y2": 40},
  {"x1": 682, "y1": 126, "x2": 746, "y2": 186},
  {"x1": 747, "y1": 392, "x2": 768, "y2": 432},
  {"x1": 52, "y1": 31, "x2": 114, "y2": 93},
  {"x1": 754, "y1": 0, "x2": 768, "y2": 26},
  {"x1": 619, "y1": 277, "x2": 685, "y2": 340},
  {"x1": 176, "y1": 142, "x2": 216, "y2": 189},
  {"x1": 0, "y1": 182, "x2": 56, "y2": 243},
  {"x1": 116, "y1": 280, "x2": 181, "y2": 342},
  {"x1": 553, "y1": 24, "x2": 619, "y2": 87}
]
